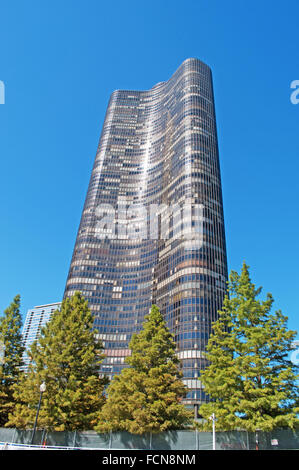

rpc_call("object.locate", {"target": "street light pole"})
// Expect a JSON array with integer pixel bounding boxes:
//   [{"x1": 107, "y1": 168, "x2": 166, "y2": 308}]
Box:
[
  {"x1": 209, "y1": 413, "x2": 216, "y2": 450},
  {"x1": 31, "y1": 382, "x2": 46, "y2": 445}
]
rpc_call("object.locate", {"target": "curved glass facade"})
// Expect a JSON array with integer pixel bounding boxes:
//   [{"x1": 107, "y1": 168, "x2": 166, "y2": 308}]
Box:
[{"x1": 64, "y1": 58, "x2": 228, "y2": 405}]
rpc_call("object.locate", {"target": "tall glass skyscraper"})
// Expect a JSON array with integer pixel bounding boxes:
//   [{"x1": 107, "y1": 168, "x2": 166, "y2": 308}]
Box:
[{"x1": 64, "y1": 58, "x2": 228, "y2": 406}]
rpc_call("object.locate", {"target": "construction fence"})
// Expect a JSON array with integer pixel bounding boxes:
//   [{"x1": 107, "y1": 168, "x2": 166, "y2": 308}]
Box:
[{"x1": 0, "y1": 427, "x2": 298, "y2": 450}]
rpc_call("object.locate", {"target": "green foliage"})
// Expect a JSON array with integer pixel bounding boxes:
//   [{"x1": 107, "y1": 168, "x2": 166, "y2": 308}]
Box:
[
  {"x1": 96, "y1": 305, "x2": 192, "y2": 434},
  {"x1": 199, "y1": 262, "x2": 299, "y2": 432},
  {"x1": 0, "y1": 295, "x2": 24, "y2": 426},
  {"x1": 7, "y1": 292, "x2": 107, "y2": 431}
]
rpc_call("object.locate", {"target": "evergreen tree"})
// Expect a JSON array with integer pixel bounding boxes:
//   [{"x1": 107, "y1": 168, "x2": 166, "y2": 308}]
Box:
[
  {"x1": 96, "y1": 305, "x2": 192, "y2": 434},
  {"x1": 0, "y1": 295, "x2": 24, "y2": 426},
  {"x1": 7, "y1": 292, "x2": 107, "y2": 431},
  {"x1": 199, "y1": 262, "x2": 299, "y2": 431}
]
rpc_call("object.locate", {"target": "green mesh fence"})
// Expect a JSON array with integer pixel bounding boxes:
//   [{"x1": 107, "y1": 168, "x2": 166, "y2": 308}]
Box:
[{"x1": 0, "y1": 427, "x2": 298, "y2": 450}]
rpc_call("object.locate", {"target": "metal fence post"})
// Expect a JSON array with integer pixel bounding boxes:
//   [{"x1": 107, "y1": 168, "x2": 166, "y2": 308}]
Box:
[
  {"x1": 12, "y1": 428, "x2": 16, "y2": 444},
  {"x1": 72, "y1": 430, "x2": 77, "y2": 448},
  {"x1": 40, "y1": 429, "x2": 46, "y2": 446}
]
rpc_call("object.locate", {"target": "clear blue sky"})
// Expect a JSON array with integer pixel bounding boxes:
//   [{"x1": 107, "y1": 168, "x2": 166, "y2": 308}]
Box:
[{"x1": 0, "y1": 0, "x2": 298, "y2": 336}]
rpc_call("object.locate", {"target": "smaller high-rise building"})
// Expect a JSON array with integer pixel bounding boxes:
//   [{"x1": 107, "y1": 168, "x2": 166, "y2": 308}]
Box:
[{"x1": 21, "y1": 302, "x2": 61, "y2": 371}]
